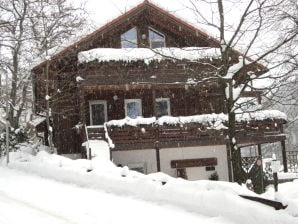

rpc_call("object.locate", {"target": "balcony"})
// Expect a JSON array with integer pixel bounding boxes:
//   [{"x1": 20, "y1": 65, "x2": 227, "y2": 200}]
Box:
[{"x1": 104, "y1": 111, "x2": 287, "y2": 150}]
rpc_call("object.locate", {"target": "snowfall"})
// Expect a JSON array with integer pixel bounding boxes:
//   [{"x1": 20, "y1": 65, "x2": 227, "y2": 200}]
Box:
[{"x1": 0, "y1": 141, "x2": 298, "y2": 224}]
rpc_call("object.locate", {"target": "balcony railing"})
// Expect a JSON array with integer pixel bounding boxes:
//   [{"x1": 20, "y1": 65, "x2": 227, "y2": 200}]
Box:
[{"x1": 104, "y1": 113, "x2": 286, "y2": 150}]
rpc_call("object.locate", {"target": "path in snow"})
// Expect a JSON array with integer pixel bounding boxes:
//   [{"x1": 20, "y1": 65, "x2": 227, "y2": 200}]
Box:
[
  {"x1": 0, "y1": 166, "x2": 229, "y2": 224},
  {"x1": 0, "y1": 191, "x2": 76, "y2": 224}
]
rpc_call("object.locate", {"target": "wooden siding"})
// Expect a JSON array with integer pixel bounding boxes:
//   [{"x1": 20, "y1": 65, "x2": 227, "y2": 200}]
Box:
[
  {"x1": 82, "y1": 84, "x2": 226, "y2": 125},
  {"x1": 78, "y1": 59, "x2": 220, "y2": 86}
]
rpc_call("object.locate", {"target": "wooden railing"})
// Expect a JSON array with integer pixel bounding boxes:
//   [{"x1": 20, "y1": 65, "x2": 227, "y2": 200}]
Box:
[
  {"x1": 287, "y1": 151, "x2": 298, "y2": 173},
  {"x1": 106, "y1": 119, "x2": 286, "y2": 150}
]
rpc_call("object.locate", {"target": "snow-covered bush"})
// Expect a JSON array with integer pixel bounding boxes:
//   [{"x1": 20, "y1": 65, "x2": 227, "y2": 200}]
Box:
[
  {"x1": 0, "y1": 127, "x2": 28, "y2": 154},
  {"x1": 209, "y1": 171, "x2": 219, "y2": 181}
]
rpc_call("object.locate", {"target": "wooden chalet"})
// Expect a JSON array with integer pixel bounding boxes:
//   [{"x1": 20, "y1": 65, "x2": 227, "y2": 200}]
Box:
[{"x1": 32, "y1": 1, "x2": 288, "y2": 185}]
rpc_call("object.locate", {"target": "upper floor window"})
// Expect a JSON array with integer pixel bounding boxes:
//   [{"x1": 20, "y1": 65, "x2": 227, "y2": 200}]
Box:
[
  {"x1": 155, "y1": 98, "x2": 170, "y2": 117},
  {"x1": 125, "y1": 99, "x2": 142, "y2": 118},
  {"x1": 121, "y1": 27, "x2": 137, "y2": 48},
  {"x1": 149, "y1": 27, "x2": 165, "y2": 48}
]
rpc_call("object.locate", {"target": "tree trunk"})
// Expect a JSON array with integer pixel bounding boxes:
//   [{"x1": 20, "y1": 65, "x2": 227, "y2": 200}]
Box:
[
  {"x1": 45, "y1": 60, "x2": 54, "y2": 152},
  {"x1": 226, "y1": 79, "x2": 243, "y2": 184},
  {"x1": 228, "y1": 111, "x2": 243, "y2": 184}
]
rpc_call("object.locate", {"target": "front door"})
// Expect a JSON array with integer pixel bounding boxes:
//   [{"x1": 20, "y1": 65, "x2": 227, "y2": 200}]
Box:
[{"x1": 89, "y1": 100, "x2": 107, "y2": 125}]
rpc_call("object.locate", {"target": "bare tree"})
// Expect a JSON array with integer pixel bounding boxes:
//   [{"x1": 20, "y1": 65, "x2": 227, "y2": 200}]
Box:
[
  {"x1": 29, "y1": 0, "x2": 87, "y2": 152},
  {"x1": 0, "y1": 0, "x2": 31, "y2": 130},
  {"x1": 185, "y1": 0, "x2": 298, "y2": 183},
  {"x1": 0, "y1": 0, "x2": 87, "y2": 153}
]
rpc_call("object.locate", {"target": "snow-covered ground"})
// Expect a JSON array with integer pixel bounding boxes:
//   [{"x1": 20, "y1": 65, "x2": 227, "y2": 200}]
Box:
[
  {"x1": 0, "y1": 144, "x2": 297, "y2": 224},
  {"x1": 0, "y1": 167, "x2": 217, "y2": 224}
]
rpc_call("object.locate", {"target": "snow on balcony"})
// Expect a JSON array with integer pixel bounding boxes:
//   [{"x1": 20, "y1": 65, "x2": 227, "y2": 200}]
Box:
[{"x1": 106, "y1": 110, "x2": 287, "y2": 129}]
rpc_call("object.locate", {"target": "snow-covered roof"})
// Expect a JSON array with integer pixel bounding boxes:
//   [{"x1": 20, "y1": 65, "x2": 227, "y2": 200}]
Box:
[
  {"x1": 106, "y1": 110, "x2": 287, "y2": 128},
  {"x1": 78, "y1": 47, "x2": 221, "y2": 65},
  {"x1": 33, "y1": 1, "x2": 219, "y2": 69}
]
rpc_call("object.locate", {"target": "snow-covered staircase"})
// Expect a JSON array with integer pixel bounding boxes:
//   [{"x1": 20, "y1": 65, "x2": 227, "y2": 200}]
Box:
[{"x1": 83, "y1": 125, "x2": 107, "y2": 160}]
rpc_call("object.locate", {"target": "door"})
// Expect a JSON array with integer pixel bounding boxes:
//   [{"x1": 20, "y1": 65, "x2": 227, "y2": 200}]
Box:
[{"x1": 89, "y1": 100, "x2": 107, "y2": 125}]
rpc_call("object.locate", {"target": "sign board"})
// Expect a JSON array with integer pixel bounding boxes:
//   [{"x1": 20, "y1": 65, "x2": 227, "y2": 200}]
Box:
[{"x1": 271, "y1": 160, "x2": 280, "y2": 173}]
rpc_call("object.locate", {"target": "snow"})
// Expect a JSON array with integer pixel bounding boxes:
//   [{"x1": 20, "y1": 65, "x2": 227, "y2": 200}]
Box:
[
  {"x1": 107, "y1": 116, "x2": 156, "y2": 127},
  {"x1": 85, "y1": 139, "x2": 110, "y2": 161},
  {"x1": 106, "y1": 110, "x2": 287, "y2": 128},
  {"x1": 75, "y1": 75, "x2": 84, "y2": 82},
  {"x1": 28, "y1": 116, "x2": 46, "y2": 127},
  {"x1": 237, "y1": 110, "x2": 287, "y2": 122},
  {"x1": 235, "y1": 97, "x2": 262, "y2": 112},
  {"x1": 1, "y1": 148, "x2": 297, "y2": 224},
  {"x1": 78, "y1": 47, "x2": 221, "y2": 65},
  {"x1": 0, "y1": 166, "x2": 213, "y2": 224},
  {"x1": 224, "y1": 56, "x2": 248, "y2": 79},
  {"x1": 223, "y1": 56, "x2": 253, "y2": 100},
  {"x1": 272, "y1": 153, "x2": 277, "y2": 160}
]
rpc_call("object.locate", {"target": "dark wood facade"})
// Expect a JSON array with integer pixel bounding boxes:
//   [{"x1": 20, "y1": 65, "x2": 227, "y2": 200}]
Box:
[{"x1": 32, "y1": 0, "x2": 285, "y2": 161}]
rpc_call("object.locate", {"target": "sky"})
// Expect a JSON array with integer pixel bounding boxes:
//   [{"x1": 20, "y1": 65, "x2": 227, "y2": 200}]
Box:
[
  {"x1": 77, "y1": 0, "x2": 219, "y2": 37},
  {"x1": 74, "y1": 0, "x2": 282, "y2": 55},
  {"x1": 84, "y1": 0, "x2": 186, "y2": 26}
]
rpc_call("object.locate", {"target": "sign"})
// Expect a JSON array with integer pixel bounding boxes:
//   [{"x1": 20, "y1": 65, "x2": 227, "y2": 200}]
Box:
[{"x1": 271, "y1": 160, "x2": 280, "y2": 173}]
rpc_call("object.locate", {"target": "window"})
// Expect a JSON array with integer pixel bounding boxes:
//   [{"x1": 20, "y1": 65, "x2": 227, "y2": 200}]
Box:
[
  {"x1": 121, "y1": 27, "x2": 137, "y2": 48},
  {"x1": 89, "y1": 100, "x2": 107, "y2": 125},
  {"x1": 149, "y1": 27, "x2": 165, "y2": 48},
  {"x1": 155, "y1": 98, "x2": 170, "y2": 117},
  {"x1": 125, "y1": 99, "x2": 142, "y2": 118}
]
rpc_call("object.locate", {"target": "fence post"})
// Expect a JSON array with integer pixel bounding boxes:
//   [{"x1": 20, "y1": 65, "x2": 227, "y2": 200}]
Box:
[{"x1": 281, "y1": 140, "x2": 288, "y2": 172}]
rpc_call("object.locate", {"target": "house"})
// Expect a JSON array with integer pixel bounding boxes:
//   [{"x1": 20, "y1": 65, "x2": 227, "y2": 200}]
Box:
[{"x1": 31, "y1": 1, "x2": 288, "y2": 185}]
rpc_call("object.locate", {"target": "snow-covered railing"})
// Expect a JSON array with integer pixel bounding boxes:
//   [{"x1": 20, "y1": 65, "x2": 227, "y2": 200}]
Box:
[
  {"x1": 105, "y1": 110, "x2": 287, "y2": 150},
  {"x1": 106, "y1": 110, "x2": 287, "y2": 128}
]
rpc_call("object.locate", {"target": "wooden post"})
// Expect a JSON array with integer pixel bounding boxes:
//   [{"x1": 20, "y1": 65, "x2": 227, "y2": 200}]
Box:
[
  {"x1": 271, "y1": 158, "x2": 280, "y2": 192},
  {"x1": 257, "y1": 144, "x2": 264, "y2": 193},
  {"x1": 155, "y1": 123, "x2": 161, "y2": 172},
  {"x1": 78, "y1": 87, "x2": 86, "y2": 125},
  {"x1": 257, "y1": 144, "x2": 262, "y2": 157},
  {"x1": 273, "y1": 172, "x2": 278, "y2": 192},
  {"x1": 152, "y1": 85, "x2": 156, "y2": 117},
  {"x1": 155, "y1": 145, "x2": 161, "y2": 172},
  {"x1": 281, "y1": 140, "x2": 288, "y2": 172},
  {"x1": 226, "y1": 142, "x2": 233, "y2": 182}
]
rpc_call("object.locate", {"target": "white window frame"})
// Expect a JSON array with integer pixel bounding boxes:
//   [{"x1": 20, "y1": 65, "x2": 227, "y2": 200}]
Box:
[
  {"x1": 121, "y1": 27, "x2": 138, "y2": 48},
  {"x1": 89, "y1": 100, "x2": 107, "y2": 126},
  {"x1": 149, "y1": 27, "x2": 166, "y2": 48},
  {"x1": 124, "y1": 99, "x2": 142, "y2": 118},
  {"x1": 155, "y1": 98, "x2": 171, "y2": 117}
]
